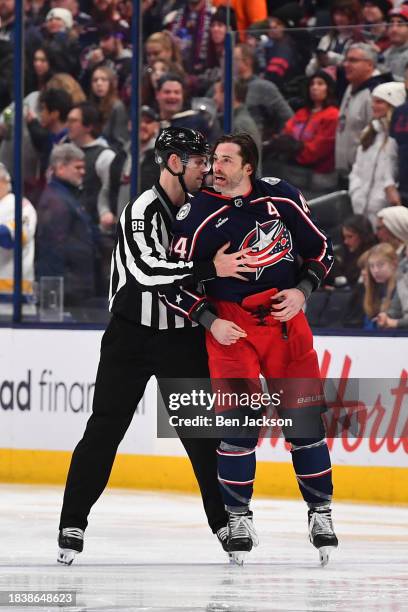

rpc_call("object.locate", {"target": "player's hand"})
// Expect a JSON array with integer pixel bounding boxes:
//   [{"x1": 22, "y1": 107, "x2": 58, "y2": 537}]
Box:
[
  {"x1": 376, "y1": 312, "x2": 398, "y2": 328},
  {"x1": 270, "y1": 288, "x2": 305, "y2": 322},
  {"x1": 213, "y1": 242, "x2": 252, "y2": 280},
  {"x1": 210, "y1": 318, "x2": 247, "y2": 345}
]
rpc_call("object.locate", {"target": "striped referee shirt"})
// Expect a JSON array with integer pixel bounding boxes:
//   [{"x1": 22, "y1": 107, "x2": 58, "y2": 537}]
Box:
[{"x1": 109, "y1": 182, "x2": 215, "y2": 329}]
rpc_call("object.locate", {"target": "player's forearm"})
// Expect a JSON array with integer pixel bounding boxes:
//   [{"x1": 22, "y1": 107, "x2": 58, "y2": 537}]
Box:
[{"x1": 189, "y1": 260, "x2": 216, "y2": 285}]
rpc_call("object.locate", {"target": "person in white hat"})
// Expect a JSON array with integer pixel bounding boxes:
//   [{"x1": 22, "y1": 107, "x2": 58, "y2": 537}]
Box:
[
  {"x1": 41, "y1": 7, "x2": 79, "y2": 76},
  {"x1": 376, "y1": 205, "x2": 408, "y2": 328},
  {"x1": 348, "y1": 81, "x2": 407, "y2": 227},
  {"x1": 45, "y1": 8, "x2": 74, "y2": 32}
]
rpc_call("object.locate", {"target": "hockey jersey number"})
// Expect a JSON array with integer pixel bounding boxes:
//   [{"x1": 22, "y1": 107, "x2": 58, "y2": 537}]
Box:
[{"x1": 172, "y1": 236, "x2": 188, "y2": 259}]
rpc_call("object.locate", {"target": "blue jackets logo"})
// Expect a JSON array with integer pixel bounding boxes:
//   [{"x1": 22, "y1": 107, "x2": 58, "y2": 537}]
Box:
[{"x1": 240, "y1": 220, "x2": 294, "y2": 279}]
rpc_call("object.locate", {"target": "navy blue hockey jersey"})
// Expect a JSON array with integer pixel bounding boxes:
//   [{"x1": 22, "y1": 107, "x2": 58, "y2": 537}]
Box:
[{"x1": 169, "y1": 178, "x2": 333, "y2": 306}]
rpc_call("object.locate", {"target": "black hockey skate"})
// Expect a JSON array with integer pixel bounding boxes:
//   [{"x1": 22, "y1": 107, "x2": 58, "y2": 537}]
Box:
[
  {"x1": 57, "y1": 527, "x2": 84, "y2": 565},
  {"x1": 226, "y1": 510, "x2": 259, "y2": 565},
  {"x1": 308, "y1": 506, "x2": 338, "y2": 566},
  {"x1": 216, "y1": 525, "x2": 233, "y2": 561}
]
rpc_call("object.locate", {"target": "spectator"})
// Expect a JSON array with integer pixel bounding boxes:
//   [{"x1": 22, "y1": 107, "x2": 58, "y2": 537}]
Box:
[
  {"x1": 155, "y1": 73, "x2": 219, "y2": 142},
  {"x1": 0, "y1": 57, "x2": 59, "y2": 197},
  {"x1": 266, "y1": 71, "x2": 339, "y2": 194},
  {"x1": 376, "y1": 205, "x2": 408, "y2": 257},
  {"x1": 89, "y1": 66, "x2": 129, "y2": 150},
  {"x1": 390, "y1": 62, "x2": 408, "y2": 205},
  {"x1": 263, "y1": 4, "x2": 307, "y2": 87},
  {"x1": 35, "y1": 143, "x2": 97, "y2": 311},
  {"x1": 66, "y1": 102, "x2": 115, "y2": 232},
  {"x1": 168, "y1": 0, "x2": 213, "y2": 74},
  {"x1": 340, "y1": 249, "x2": 370, "y2": 328},
  {"x1": 338, "y1": 214, "x2": 377, "y2": 286},
  {"x1": 144, "y1": 30, "x2": 182, "y2": 68},
  {"x1": 362, "y1": 242, "x2": 398, "y2": 328},
  {"x1": 383, "y1": 6, "x2": 408, "y2": 81},
  {"x1": 0, "y1": 163, "x2": 37, "y2": 312},
  {"x1": 109, "y1": 106, "x2": 160, "y2": 218},
  {"x1": 50, "y1": 0, "x2": 94, "y2": 50},
  {"x1": 40, "y1": 8, "x2": 81, "y2": 76},
  {"x1": 25, "y1": 0, "x2": 49, "y2": 28},
  {"x1": 25, "y1": 47, "x2": 54, "y2": 96},
  {"x1": 335, "y1": 43, "x2": 392, "y2": 184},
  {"x1": 139, "y1": 0, "x2": 163, "y2": 40},
  {"x1": 208, "y1": 6, "x2": 236, "y2": 66},
  {"x1": 90, "y1": 0, "x2": 129, "y2": 31},
  {"x1": 377, "y1": 206, "x2": 408, "y2": 329},
  {"x1": 361, "y1": 0, "x2": 392, "y2": 53},
  {"x1": 193, "y1": 6, "x2": 237, "y2": 96},
  {"x1": 141, "y1": 58, "x2": 185, "y2": 108},
  {"x1": 307, "y1": 0, "x2": 363, "y2": 78},
  {"x1": 233, "y1": 43, "x2": 293, "y2": 139},
  {"x1": 80, "y1": 22, "x2": 132, "y2": 93},
  {"x1": 0, "y1": 74, "x2": 76, "y2": 206},
  {"x1": 349, "y1": 81, "x2": 406, "y2": 226},
  {"x1": 213, "y1": 0, "x2": 267, "y2": 41},
  {"x1": 26, "y1": 88, "x2": 72, "y2": 175},
  {"x1": 0, "y1": 0, "x2": 14, "y2": 112},
  {"x1": 213, "y1": 79, "x2": 262, "y2": 172},
  {"x1": 46, "y1": 73, "x2": 87, "y2": 105}
]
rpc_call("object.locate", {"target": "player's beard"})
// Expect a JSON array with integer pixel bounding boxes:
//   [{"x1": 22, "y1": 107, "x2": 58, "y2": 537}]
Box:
[{"x1": 215, "y1": 169, "x2": 246, "y2": 195}]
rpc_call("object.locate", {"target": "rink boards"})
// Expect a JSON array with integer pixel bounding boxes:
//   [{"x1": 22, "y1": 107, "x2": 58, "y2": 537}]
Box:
[{"x1": 0, "y1": 328, "x2": 407, "y2": 504}]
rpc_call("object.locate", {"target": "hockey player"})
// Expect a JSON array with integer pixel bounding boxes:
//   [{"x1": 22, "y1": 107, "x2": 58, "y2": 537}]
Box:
[
  {"x1": 57, "y1": 128, "x2": 252, "y2": 565},
  {"x1": 168, "y1": 133, "x2": 339, "y2": 566}
]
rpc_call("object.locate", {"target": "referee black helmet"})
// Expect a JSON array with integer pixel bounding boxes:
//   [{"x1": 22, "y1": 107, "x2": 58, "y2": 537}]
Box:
[{"x1": 155, "y1": 127, "x2": 209, "y2": 166}]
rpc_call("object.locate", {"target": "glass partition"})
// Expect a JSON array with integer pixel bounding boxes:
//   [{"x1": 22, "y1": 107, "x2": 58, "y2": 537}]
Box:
[{"x1": 2, "y1": 1, "x2": 407, "y2": 331}]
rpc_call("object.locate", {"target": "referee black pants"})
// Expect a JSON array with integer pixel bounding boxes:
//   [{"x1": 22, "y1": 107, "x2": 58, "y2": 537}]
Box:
[{"x1": 59, "y1": 315, "x2": 228, "y2": 533}]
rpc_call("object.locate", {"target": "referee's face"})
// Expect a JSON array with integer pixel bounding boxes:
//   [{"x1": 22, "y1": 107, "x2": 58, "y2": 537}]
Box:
[{"x1": 183, "y1": 155, "x2": 209, "y2": 193}]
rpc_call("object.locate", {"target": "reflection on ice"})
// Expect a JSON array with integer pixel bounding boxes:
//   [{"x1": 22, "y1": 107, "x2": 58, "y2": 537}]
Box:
[{"x1": 0, "y1": 485, "x2": 406, "y2": 611}]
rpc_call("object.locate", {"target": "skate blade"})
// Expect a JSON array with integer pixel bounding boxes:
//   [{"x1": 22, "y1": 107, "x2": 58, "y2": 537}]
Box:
[
  {"x1": 229, "y1": 551, "x2": 247, "y2": 566},
  {"x1": 57, "y1": 548, "x2": 78, "y2": 565},
  {"x1": 318, "y1": 545, "x2": 336, "y2": 567}
]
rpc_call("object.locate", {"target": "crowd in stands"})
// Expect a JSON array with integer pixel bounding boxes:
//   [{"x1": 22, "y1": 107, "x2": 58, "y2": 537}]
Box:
[{"x1": 0, "y1": 0, "x2": 408, "y2": 330}]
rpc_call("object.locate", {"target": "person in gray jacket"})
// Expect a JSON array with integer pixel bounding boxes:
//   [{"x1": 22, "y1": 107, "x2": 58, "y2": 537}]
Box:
[
  {"x1": 383, "y1": 6, "x2": 408, "y2": 82},
  {"x1": 233, "y1": 43, "x2": 293, "y2": 139},
  {"x1": 335, "y1": 43, "x2": 392, "y2": 185}
]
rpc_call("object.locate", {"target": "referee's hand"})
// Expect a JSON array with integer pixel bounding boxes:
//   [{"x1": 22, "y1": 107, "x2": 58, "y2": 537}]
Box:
[
  {"x1": 210, "y1": 319, "x2": 247, "y2": 346},
  {"x1": 213, "y1": 242, "x2": 252, "y2": 280}
]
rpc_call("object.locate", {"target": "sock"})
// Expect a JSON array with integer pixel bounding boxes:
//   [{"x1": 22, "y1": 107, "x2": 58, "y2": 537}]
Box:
[
  {"x1": 217, "y1": 439, "x2": 257, "y2": 510},
  {"x1": 289, "y1": 438, "x2": 333, "y2": 506}
]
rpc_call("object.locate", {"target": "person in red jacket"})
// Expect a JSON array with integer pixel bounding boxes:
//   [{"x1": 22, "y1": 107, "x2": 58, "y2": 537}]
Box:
[{"x1": 265, "y1": 71, "x2": 339, "y2": 194}]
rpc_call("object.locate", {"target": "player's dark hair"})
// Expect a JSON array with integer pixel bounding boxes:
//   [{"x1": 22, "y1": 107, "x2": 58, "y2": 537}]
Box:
[{"x1": 212, "y1": 133, "x2": 259, "y2": 176}]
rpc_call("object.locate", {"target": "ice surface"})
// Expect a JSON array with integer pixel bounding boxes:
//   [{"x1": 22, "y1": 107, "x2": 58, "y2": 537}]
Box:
[{"x1": 0, "y1": 484, "x2": 407, "y2": 612}]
